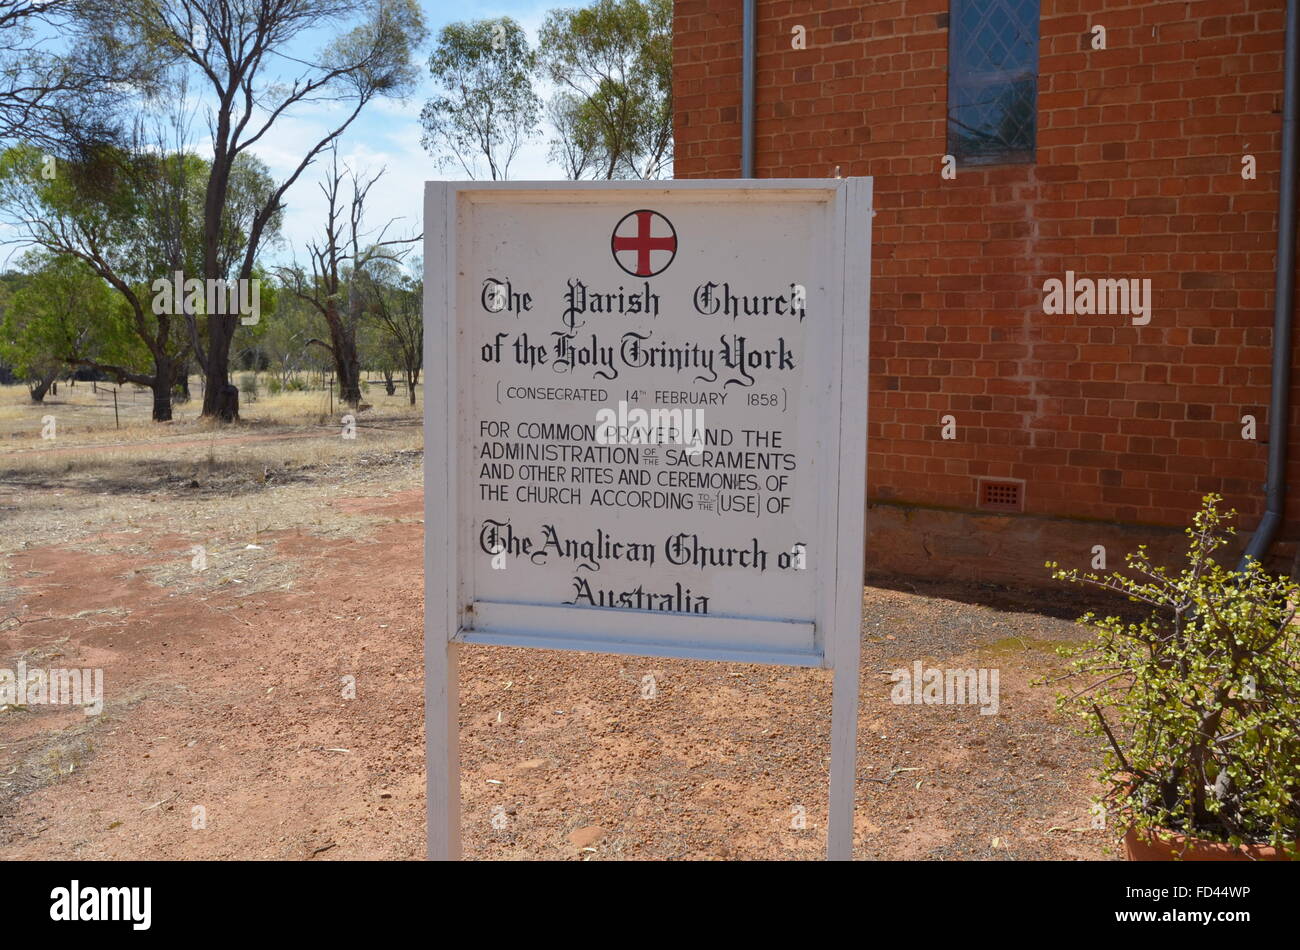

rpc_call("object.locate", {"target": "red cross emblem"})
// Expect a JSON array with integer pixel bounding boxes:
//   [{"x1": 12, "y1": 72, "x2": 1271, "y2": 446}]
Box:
[{"x1": 611, "y1": 209, "x2": 677, "y2": 278}]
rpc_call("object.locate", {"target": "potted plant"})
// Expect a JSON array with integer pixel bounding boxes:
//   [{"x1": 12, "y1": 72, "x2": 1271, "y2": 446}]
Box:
[{"x1": 1046, "y1": 494, "x2": 1299, "y2": 860}]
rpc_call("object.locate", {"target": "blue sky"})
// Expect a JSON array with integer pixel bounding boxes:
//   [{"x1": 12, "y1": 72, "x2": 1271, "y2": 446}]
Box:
[
  {"x1": 2, "y1": 0, "x2": 569, "y2": 270},
  {"x1": 253, "y1": 0, "x2": 566, "y2": 265}
]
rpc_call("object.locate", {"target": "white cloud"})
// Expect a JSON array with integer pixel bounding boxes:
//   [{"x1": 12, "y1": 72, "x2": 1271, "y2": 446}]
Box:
[{"x1": 1, "y1": 0, "x2": 574, "y2": 274}]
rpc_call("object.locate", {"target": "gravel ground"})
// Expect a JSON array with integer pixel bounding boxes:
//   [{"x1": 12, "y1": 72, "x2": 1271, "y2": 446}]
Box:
[{"x1": 1, "y1": 456, "x2": 1122, "y2": 860}]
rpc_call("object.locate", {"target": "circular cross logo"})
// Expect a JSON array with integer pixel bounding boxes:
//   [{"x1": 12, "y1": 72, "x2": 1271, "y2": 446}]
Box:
[{"x1": 611, "y1": 209, "x2": 677, "y2": 278}]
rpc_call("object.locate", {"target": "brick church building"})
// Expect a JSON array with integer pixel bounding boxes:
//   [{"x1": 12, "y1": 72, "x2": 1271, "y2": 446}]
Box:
[{"x1": 673, "y1": 0, "x2": 1299, "y2": 584}]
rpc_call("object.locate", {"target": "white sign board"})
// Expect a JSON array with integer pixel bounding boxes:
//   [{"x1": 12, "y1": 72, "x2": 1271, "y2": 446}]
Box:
[{"x1": 425, "y1": 179, "x2": 871, "y2": 859}]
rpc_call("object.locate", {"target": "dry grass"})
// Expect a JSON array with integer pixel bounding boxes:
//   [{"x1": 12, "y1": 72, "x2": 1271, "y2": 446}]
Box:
[
  {"x1": 0, "y1": 383, "x2": 104, "y2": 423},
  {"x1": 0, "y1": 374, "x2": 423, "y2": 446},
  {"x1": 0, "y1": 374, "x2": 425, "y2": 562},
  {"x1": 0, "y1": 424, "x2": 421, "y2": 476},
  {"x1": 0, "y1": 373, "x2": 422, "y2": 479},
  {"x1": 0, "y1": 433, "x2": 423, "y2": 552}
]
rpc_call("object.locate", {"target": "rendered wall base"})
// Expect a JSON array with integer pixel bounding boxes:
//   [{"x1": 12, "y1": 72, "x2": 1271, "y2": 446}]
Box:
[{"x1": 865, "y1": 502, "x2": 1291, "y2": 587}]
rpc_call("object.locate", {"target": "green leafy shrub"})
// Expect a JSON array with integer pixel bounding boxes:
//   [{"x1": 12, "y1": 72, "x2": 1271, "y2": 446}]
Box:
[
  {"x1": 1047, "y1": 494, "x2": 1300, "y2": 852},
  {"x1": 266, "y1": 377, "x2": 282, "y2": 396},
  {"x1": 239, "y1": 372, "x2": 259, "y2": 402}
]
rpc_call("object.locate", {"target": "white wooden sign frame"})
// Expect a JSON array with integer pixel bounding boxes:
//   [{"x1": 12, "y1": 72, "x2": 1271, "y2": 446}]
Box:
[{"x1": 424, "y1": 178, "x2": 871, "y2": 860}]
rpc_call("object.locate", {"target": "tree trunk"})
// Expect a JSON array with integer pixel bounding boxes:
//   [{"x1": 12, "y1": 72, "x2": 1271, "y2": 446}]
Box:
[
  {"x1": 150, "y1": 356, "x2": 174, "y2": 422},
  {"x1": 213, "y1": 383, "x2": 239, "y2": 421},
  {"x1": 327, "y1": 347, "x2": 361, "y2": 407},
  {"x1": 151, "y1": 378, "x2": 174, "y2": 422},
  {"x1": 383, "y1": 367, "x2": 396, "y2": 396},
  {"x1": 200, "y1": 314, "x2": 235, "y2": 419},
  {"x1": 323, "y1": 303, "x2": 362, "y2": 408},
  {"x1": 200, "y1": 129, "x2": 236, "y2": 421},
  {"x1": 341, "y1": 325, "x2": 362, "y2": 406},
  {"x1": 405, "y1": 364, "x2": 418, "y2": 406},
  {"x1": 29, "y1": 366, "x2": 60, "y2": 403},
  {"x1": 339, "y1": 358, "x2": 361, "y2": 407}
]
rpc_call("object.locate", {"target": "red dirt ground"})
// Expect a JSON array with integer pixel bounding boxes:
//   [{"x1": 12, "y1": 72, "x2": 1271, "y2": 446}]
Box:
[{"x1": 0, "y1": 486, "x2": 1114, "y2": 860}]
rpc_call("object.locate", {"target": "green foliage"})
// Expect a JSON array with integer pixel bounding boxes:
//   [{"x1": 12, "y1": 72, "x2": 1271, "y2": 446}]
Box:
[
  {"x1": 420, "y1": 17, "x2": 542, "y2": 180},
  {"x1": 323, "y1": 0, "x2": 428, "y2": 98},
  {"x1": 0, "y1": 143, "x2": 143, "y2": 278},
  {"x1": 1047, "y1": 495, "x2": 1300, "y2": 851},
  {"x1": 217, "y1": 157, "x2": 283, "y2": 283},
  {"x1": 259, "y1": 284, "x2": 315, "y2": 386},
  {"x1": 0, "y1": 250, "x2": 129, "y2": 381},
  {"x1": 539, "y1": 0, "x2": 672, "y2": 179},
  {"x1": 0, "y1": 138, "x2": 278, "y2": 411},
  {"x1": 358, "y1": 256, "x2": 421, "y2": 403},
  {"x1": 0, "y1": 142, "x2": 185, "y2": 342}
]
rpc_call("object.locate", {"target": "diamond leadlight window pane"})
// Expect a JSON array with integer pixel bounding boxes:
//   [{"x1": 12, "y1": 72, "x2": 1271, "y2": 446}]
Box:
[{"x1": 948, "y1": 0, "x2": 1039, "y2": 165}]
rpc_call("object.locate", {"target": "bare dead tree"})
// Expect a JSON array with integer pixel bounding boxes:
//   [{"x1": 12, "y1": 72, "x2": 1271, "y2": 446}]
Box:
[{"x1": 278, "y1": 147, "x2": 417, "y2": 409}]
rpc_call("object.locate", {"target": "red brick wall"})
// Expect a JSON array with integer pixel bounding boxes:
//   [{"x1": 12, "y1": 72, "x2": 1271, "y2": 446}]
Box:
[{"x1": 674, "y1": 0, "x2": 1298, "y2": 581}]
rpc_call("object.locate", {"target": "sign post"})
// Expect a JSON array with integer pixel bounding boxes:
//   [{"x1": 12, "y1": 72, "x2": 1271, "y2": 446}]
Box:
[{"x1": 425, "y1": 179, "x2": 871, "y2": 860}]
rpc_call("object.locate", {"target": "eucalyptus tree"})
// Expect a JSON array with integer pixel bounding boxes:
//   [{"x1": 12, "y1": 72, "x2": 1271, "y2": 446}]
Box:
[
  {"x1": 539, "y1": 0, "x2": 672, "y2": 180},
  {"x1": 0, "y1": 0, "x2": 159, "y2": 153},
  {"x1": 0, "y1": 250, "x2": 122, "y2": 401},
  {"x1": 361, "y1": 257, "x2": 420, "y2": 405},
  {"x1": 0, "y1": 143, "x2": 195, "y2": 419},
  {"x1": 113, "y1": 0, "x2": 427, "y2": 419},
  {"x1": 420, "y1": 16, "x2": 541, "y2": 181}
]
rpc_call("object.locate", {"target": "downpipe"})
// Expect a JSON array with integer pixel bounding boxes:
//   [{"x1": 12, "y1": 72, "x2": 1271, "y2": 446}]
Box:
[{"x1": 1238, "y1": 0, "x2": 1300, "y2": 572}]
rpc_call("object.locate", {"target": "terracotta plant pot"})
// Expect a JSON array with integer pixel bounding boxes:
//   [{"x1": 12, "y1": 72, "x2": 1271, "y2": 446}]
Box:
[{"x1": 1124, "y1": 827, "x2": 1294, "y2": 861}]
